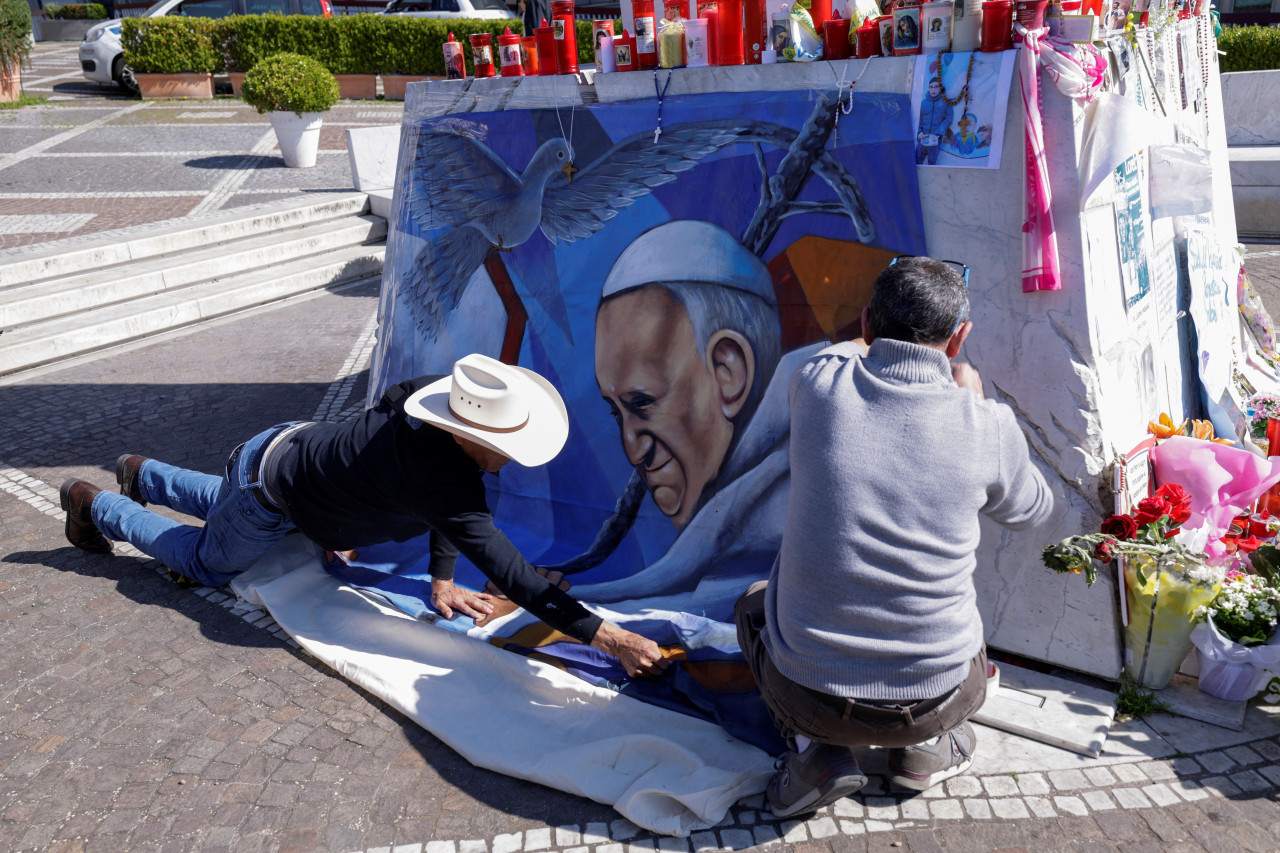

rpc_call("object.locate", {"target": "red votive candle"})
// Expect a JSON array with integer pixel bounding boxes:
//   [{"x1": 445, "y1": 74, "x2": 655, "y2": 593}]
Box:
[
  {"x1": 698, "y1": 0, "x2": 720, "y2": 65},
  {"x1": 551, "y1": 0, "x2": 578, "y2": 73},
  {"x1": 810, "y1": 0, "x2": 832, "y2": 26},
  {"x1": 633, "y1": 0, "x2": 659, "y2": 68},
  {"x1": 470, "y1": 32, "x2": 496, "y2": 77},
  {"x1": 855, "y1": 16, "x2": 880, "y2": 56},
  {"x1": 520, "y1": 35, "x2": 540, "y2": 75},
  {"x1": 535, "y1": 19, "x2": 557, "y2": 75},
  {"x1": 1012, "y1": 0, "x2": 1047, "y2": 42},
  {"x1": 717, "y1": 0, "x2": 744, "y2": 64},
  {"x1": 823, "y1": 11, "x2": 852, "y2": 58},
  {"x1": 498, "y1": 26, "x2": 524, "y2": 76},
  {"x1": 614, "y1": 28, "x2": 638, "y2": 70},
  {"x1": 744, "y1": 0, "x2": 766, "y2": 62},
  {"x1": 979, "y1": 0, "x2": 1013, "y2": 51},
  {"x1": 442, "y1": 32, "x2": 466, "y2": 79}
]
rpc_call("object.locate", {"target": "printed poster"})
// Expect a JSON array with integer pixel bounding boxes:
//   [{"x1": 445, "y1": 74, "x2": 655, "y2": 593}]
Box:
[
  {"x1": 911, "y1": 50, "x2": 1016, "y2": 169},
  {"x1": 350, "y1": 89, "x2": 926, "y2": 748}
]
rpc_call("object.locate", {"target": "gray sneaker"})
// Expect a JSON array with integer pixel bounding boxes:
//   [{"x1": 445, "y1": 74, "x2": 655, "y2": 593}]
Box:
[
  {"x1": 887, "y1": 722, "x2": 977, "y2": 792},
  {"x1": 767, "y1": 742, "x2": 867, "y2": 818}
]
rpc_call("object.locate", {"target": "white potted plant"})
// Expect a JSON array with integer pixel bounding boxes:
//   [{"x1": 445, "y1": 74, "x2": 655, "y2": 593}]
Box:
[{"x1": 241, "y1": 52, "x2": 340, "y2": 169}]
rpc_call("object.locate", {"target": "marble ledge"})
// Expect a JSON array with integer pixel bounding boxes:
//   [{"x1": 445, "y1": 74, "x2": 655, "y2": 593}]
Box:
[{"x1": 405, "y1": 56, "x2": 917, "y2": 117}]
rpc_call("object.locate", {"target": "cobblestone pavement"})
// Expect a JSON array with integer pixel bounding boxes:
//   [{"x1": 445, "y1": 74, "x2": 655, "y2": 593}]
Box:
[
  {"x1": 1, "y1": 43, "x2": 404, "y2": 252},
  {"x1": 3, "y1": 40, "x2": 1280, "y2": 853}
]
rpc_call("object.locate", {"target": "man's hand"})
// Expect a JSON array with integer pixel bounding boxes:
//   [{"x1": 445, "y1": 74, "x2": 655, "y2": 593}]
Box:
[
  {"x1": 430, "y1": 578, "x2": 495, "y2": 621},
  {"x1": 951, "y1": 361, "x2": 985, "y2": 398},
  {"x1": 324, "y1": 549, "x2": 359, "y2": 565},
  {"x1": 591, "y1": 622, "x2": 671, "y2": 679}
]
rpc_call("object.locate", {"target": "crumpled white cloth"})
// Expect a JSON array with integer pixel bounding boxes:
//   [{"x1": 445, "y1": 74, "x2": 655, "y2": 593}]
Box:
[{"x1": 231, "y1": 536, "x2": 774, "y2": 836}]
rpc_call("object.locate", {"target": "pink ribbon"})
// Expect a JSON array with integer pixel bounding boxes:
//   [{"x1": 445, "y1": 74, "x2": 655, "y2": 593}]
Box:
[
  {"x1": 1018, "y1": 26, "x2": 1060, "y2": 292},
  {"x1": 1015, "y1": 28, "x2": 1105, "y2": 294}
]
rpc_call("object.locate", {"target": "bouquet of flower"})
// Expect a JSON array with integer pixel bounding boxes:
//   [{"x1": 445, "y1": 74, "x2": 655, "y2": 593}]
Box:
[
  {"x1": 1247, "y1": 393, "x2": 1280, "y2": 442},
  {"x1": 1195, "y1": 570, "x2": 1280, "y2": 646},
  {"x1": 1042, "y1": 482, "x2": 1230, "y2": 587}
]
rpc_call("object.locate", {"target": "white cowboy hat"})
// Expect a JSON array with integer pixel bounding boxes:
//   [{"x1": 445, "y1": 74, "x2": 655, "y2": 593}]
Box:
[{"x1": 403, "y1": 353, "x2": 569, "y2": 468}]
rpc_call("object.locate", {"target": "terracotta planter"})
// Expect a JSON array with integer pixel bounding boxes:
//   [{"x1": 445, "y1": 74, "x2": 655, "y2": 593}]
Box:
[
  {"x1": 380, "y1": 74, "x2": 430, "y2": 100},
  {"x1": 334, "y1": 74, "x2": 377, "y2": 100},
  {"x1": 0, "y1": 64, "x2": 18, "y2": 104},
  {"x1": 228, "y1": 72, "x2": 246, "y2": 96},
  {"x1": 135, "y1": 72, "x2": 214, "y2": 100}
]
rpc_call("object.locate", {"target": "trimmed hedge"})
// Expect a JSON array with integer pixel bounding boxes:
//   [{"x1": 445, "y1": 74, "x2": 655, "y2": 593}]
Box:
[
  {"x1": 126, "y1": 14, "x2": 629, "y2": 78},
  {"x1": 1219, "y1": 26, "x2": 1280, "y2": 73},
  {"x1": 1, "y1": 0, "x2": 33, "y2": 72},
  {"x1": 242, "y1": 51, "x2": 339, "y2": 114},
  {"x1": 122, "y1": 16, "x2": 220, "y2": 74},
  {"x1": 43, "y1": 3, "x2": 107, "y2": 19}
]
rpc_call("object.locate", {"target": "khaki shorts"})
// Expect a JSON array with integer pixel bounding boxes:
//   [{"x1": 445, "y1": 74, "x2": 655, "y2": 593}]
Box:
[{"x1": 734, "y1": 580, "x2": 988, "y2": 749}]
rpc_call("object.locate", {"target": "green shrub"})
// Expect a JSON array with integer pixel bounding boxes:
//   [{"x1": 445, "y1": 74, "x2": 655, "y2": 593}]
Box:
[
  {"x1": 241, "y1": 51, "x2": 339, "y2": 115},
  {"x1": 0, "y1": 0, "x2": 33, "y2": 73},
  {"x1": 1219, "y1": 25, "x2": 1280, "y2": 73},
  {"x1": 215, "y1": 14, "x2": 336, "y2": 73},
  {"x1": 43, "y1": 3, "x2": 107, "y2": 19},
  {"x1": 333, "y1": 13, "x2": 383, "y2": 75},
  {"x1": 122, "y1": 17, "x2": 221, "y2": 74},
  {"x1": 376, "y1": 16, "x2": 519, "y2": 75}
]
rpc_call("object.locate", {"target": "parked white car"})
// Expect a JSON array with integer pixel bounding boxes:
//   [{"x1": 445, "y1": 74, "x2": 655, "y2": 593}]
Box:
[
  {"x1": 381, "y1": 0, "x2": 516, "y2": 19},
  {"x1": 79, "y1": 0, "x2": 332, "y2": 94}
]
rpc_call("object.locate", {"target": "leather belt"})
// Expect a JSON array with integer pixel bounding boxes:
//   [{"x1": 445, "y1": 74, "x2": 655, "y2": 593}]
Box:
[{"x1": 249, "y1": 421, "x2": 313, "y2": 515}]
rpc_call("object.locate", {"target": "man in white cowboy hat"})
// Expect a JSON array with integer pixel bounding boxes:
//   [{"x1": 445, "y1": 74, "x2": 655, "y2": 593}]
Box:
[{"x1": 58, "y1": 354, "x2": 670, "y2": 677}]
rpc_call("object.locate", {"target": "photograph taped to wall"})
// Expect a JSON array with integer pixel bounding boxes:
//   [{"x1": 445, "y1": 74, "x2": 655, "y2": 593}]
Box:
[{"x1": 911, "y1": 50, "x2": 1015, "y2": 169}]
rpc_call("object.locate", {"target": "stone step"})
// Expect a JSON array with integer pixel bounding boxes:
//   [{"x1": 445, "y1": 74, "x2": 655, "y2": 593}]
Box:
[
  {"x1": 0, "y1": 243, "x2": 386, "y2": 377},
  {"x1": 0, "y1": 215, "x2": 387, "y2": 330},
  {"x1": 0, "y1": 192, "x2": 372, "y2": 290}
]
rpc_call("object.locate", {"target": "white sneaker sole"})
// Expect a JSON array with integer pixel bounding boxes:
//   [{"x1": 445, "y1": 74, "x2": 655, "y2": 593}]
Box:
[{"x1": 889, "y1": 756, "x2": 973, "y2": 793}]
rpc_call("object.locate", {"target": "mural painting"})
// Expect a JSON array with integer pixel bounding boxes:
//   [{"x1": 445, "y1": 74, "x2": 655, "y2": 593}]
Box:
[{"x1": 338, "y1": 89, "x2": 926, "y2": 748}]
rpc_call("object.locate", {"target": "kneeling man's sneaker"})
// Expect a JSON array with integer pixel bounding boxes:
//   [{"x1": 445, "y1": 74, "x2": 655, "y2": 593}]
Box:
[
  {"x1": 887, "y1": 721, "x2": 977, "y2": 792},
  {"x1": 767, "y1": 742, "x2": 867, "y2": 818}
]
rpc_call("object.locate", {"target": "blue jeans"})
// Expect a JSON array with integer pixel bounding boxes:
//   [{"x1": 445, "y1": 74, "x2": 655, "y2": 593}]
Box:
[{"x1": 91, "y1": 425, "x2": 297, "y2": 586}]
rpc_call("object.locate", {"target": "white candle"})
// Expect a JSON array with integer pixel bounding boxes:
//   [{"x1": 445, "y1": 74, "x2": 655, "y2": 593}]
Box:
[
  {"x1": 685, "y1": 18, "x2": 710, "y2": 66},
  {"x1": 600, "y1": 34, "x2": 617, "y2": 70}
]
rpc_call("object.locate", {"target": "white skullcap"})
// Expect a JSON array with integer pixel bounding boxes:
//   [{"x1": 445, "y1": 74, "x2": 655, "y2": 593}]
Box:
[{"x1": 600, "y1": 221, "x2": 776, "y2": 306}]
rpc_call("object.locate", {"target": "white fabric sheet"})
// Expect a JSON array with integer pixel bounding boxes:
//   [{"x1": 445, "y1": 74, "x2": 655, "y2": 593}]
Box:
[{"x1": 232, "y1": 537, "x2": 774, "y2": 836}]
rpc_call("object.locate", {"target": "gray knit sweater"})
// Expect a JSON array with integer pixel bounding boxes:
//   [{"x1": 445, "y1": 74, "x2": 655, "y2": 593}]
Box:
[{"x1": 762, "y1": 339, "x2": 1053, "y2": 701}]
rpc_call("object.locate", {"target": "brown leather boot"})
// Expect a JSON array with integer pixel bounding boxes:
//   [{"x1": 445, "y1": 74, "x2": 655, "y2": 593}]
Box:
[
  {"x1": 115, "y1": 453, "x2": 149, "y2": 506},
  {"x1": 59, "y1": 479, "x2": 113, "y2": 554}
]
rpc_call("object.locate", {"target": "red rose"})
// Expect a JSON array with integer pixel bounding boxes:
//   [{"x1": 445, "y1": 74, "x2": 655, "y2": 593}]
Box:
[
  {"x1": 1100, "y1": 514, "x2": 1138, "y2": 540},
  {"x1": 1093, "y1": 539, "x2": 1116, "y2": 563},
  {"x1": 1153, "y1": 483, "x2": 1193, "y2": 525},
  {"x1": 1134, "y1": 496, "x2": 1173, "y2": 526}
]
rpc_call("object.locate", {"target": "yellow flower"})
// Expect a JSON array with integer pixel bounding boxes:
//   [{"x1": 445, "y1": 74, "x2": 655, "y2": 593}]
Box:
[{"x1": 1148, "y1": 413, "x2": 1186, "y2": 440}]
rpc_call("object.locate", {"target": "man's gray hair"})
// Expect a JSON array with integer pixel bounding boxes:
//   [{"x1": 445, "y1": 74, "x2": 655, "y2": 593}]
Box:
[{"x1": 867, "y1": 257, "x2": 967, "y2": 345}]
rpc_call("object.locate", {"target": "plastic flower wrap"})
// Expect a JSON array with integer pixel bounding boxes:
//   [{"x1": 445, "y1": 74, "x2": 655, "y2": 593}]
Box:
[{"x1": 1195, "y1": 570, "x2": 1280, "y2": 646}]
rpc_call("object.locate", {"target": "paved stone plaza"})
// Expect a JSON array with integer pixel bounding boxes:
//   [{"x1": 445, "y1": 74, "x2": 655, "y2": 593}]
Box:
[{"x1": 3, "y1": 42, "x2": 1280, "y2": 853}]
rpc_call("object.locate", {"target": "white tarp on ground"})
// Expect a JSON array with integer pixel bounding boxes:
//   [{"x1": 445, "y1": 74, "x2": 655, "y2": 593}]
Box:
[{"x1": 231, "y1": 536, "x2": 774, "y2": 837}]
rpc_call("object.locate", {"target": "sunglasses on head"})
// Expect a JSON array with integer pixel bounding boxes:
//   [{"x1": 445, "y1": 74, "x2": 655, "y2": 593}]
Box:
[{"x1": 889, "y1": 255, "x2": 970, "y2": 336}]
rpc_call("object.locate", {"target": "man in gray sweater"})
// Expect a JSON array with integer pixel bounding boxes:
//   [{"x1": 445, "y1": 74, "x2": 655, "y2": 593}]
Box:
[{"x1": 735, "y1": 256, "x2": 1054, "y2": 818}]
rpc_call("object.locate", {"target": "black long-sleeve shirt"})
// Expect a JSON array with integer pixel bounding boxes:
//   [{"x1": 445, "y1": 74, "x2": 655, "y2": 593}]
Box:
[{"x1": 261, "y1": 377, "x2": 602, "y2": 644}]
